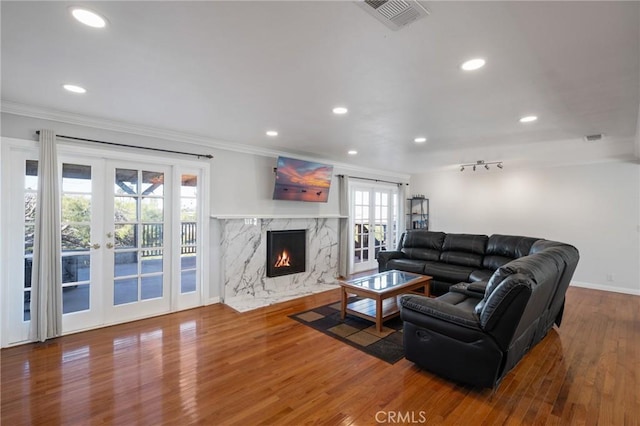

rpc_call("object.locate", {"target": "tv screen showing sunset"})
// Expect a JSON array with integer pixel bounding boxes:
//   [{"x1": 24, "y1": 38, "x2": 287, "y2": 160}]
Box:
[{"x1": 273, "y1": 156, "x2": 333, "y2": 202}]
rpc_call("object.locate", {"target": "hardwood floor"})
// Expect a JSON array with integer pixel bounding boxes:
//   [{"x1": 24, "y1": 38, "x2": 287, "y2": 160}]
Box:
[{"x1": 2, "y1": 286, "x2": 639, "y2": 425}]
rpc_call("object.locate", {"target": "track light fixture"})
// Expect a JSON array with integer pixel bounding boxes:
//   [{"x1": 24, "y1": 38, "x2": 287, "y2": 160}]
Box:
[{"x1": 459, "y1": 160, "x2": 504, "y2": 172}]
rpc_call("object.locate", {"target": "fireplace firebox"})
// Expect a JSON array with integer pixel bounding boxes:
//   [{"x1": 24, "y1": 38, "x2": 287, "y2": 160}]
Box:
[{"x1": 266, "y1": 229, "x2": 306, "y2": 277}]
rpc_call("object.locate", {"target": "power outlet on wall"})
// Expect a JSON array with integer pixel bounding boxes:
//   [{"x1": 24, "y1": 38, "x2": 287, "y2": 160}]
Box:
[{"x1": 606, "y1": 273, "x2": 615, "y2": 282}]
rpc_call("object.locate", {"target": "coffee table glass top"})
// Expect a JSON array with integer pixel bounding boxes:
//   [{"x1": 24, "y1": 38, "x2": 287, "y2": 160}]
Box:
[{"x1": 343, "y1": 270, "x2": 427, "y2": 293}]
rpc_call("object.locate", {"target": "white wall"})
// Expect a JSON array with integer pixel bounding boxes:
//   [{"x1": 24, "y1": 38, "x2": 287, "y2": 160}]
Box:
[
  {"x1": 410, "y1": 161, "x2": 640, "y2": 294},
  {"x1": 210, "y1": 149, "x2": 340, "y2": 217}
]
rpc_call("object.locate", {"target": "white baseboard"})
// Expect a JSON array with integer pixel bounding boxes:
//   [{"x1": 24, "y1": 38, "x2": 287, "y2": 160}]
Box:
[
  {"x1": 206, "y1": 296, "x2": 221, "y2": 305},
  {"x1": 570, "y1": 281, "x2": 640, "y2": 296}
]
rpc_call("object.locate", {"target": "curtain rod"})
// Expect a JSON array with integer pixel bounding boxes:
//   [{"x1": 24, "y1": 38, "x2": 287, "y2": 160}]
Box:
[
  {"x1": 337, "y1": 174, "x2": 408, "y2": 186},
  {"x1": 35, "y1": 131, "x2": 214, "y2": 159}
]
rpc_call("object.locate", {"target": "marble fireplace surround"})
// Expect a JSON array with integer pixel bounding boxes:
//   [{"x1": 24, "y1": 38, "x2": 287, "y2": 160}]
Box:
[{"x1": 217, "y1": 216, "x2": 341, "y2": 312}]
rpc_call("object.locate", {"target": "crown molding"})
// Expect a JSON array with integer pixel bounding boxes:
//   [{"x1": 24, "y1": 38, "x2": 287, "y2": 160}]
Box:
[{"x1": 1, "y1": 100, "x2": 410, "y2": 181}]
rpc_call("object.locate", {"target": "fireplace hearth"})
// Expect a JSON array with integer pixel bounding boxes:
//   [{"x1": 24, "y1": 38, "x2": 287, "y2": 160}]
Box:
[{"x1": 267, "y1": 229, "x2": 306, "y2": 277}]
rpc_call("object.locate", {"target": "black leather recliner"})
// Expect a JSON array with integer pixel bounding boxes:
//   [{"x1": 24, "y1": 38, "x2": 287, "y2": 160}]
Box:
[{"x1": 399, "y1": 240, "x2": 579, "y2": 388}]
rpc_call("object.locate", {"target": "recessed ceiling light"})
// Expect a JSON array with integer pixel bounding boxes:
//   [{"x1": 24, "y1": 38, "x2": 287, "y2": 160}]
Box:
[
  {"x1": 348, "y1": 150, "x2": 358, "y2": 155},
  {"x1": 70, "y1": 7, "x2": 107, "y2": 28},
  {"x1": 519, "y1": 115, "x2": 538, "y2": 123},
  {"x1": 461, "y1": 58, "x2": 486, "y2": 71},
  {"x1": 63, "y1": 84, "x2": 87, "y2": 94},
  {"x1": 266, "y1": 130, "x2": 278, "y2": 137},
  {"x1": 333, "y1": 107, "x2": 348, "y2": 115},
  {"x1": 414, "y1": 137, "x2": 427, "y2": 143}
]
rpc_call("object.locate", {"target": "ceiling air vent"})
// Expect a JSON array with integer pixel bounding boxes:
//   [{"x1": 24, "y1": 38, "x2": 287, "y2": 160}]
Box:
[
  {"x1": 357, "y1": 0, "x2": 430, "y2": 31},
  {"x1": 584, "y1": 134, "x2": 604, "y2": 142}
]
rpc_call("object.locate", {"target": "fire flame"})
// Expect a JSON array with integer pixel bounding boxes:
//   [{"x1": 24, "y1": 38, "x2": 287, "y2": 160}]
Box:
[{"x1": 274, "y1": 250, "x2": 291, "y2": 268}]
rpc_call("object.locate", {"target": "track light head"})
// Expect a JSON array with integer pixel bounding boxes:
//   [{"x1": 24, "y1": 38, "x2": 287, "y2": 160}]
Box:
[
  {"x1": 484, "y1": 164, "x2": 490, "y2": 170},
  {"x1": 473, "y1": 165, "x2": 476, "y2": 171},
  {"x1": 460, "y1": 166, "x2": 464, "y2": 172},
  {"x1": 497, "y1": 163, "x2": 503, "y2": 169}
]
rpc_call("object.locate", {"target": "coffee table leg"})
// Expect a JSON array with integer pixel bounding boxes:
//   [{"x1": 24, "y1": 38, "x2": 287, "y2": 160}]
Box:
[
  {"x1": 376, "y1": 298, "x2": 383, "y2": 332},
  {"x1": 340, "y1": 287, "x2": 347, "y2": 320}
]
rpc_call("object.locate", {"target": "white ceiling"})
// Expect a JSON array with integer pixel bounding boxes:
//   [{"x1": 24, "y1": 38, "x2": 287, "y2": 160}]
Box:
[{"x1": 2, "y1": 1, "x2": 639, "y2": 174}]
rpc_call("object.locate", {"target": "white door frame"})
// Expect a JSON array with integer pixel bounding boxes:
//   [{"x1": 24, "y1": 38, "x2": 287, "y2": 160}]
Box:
[{"x1": 349, "y1": 182, "x2": 399, "y2": 274}]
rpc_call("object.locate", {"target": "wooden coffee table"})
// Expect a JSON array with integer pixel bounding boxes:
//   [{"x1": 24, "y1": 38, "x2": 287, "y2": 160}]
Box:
[{"x1": 340, "y1": 270, "x2": 432, "y2": 332}]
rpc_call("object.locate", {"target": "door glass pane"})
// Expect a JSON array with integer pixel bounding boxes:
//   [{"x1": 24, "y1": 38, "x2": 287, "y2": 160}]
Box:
[
  {"x1": 115, "y1": 169, "x2": 138, "y2": 194},
  {"x1": 115, "y1": 252, "x2": 138, "y2": 277},
  {"x1": 24, "y1": 161, "x2": 37, "y2": 321},
  {"x1": 142, "y1": 250, "x2": 163, "y2": 274},
  {"x1": 180, "y1": 199, "x2": 197, "y2": 221},
  {"x1": 142, "y1": 171, "x2": 164, "y2": 196},
  {"x1": 62, "y1": 164, "x2": 91, "y2": 192},
  {"x1": 142, "y1": 224, "x2": 163, "y2": 247},
  {"x1": 61, "y1": 224, "x2": 91, "y2": 250},
  {"x1": 141, "y1": 275, "x2": 163, "y2": 300},
  {"x1": 62, "y1": 194, "x2": 91, "y2": 223},
  {"x1": 181, "y1": 269, "x2": 196, "y2": 293},
  {"x1": 180, "y1": 174, "x2": 198, "y2": 294},
  {"x1": 353, "y1": 190, "x2": 369, "y2": 264},
  {"x1": 61, "y1": 163, "x2": 93, "y2": 315},
  {"x1": 114, "y1": 224, "x2": 137, "y2": 248},
  {"x1": 115, "y1": 196, "x2": 137, "y2": 222},
  {"x1": 114, "y1": 278, "x2": 138, "y2": 305},
  {"x1": 141, "y1": 198, "x2": 163, "y2": 221},
  {"x1": 63, "y1": 284, "x2": 90, "y2": 314},
  {"x1": 62, "y1": 255, "x2": 90, "y2": 284}
]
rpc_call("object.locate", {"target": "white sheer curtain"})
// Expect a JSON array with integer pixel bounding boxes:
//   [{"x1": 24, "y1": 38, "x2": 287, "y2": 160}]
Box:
[
  {"x1": 30, "y1": 129, "x2": 62, "y2": 342},
  {"x1": 396, "y1": 183, "x2": 407, "y2": 248},
  {"x1": 338, "y1": 175, "x2": 351, "y2": 278}
]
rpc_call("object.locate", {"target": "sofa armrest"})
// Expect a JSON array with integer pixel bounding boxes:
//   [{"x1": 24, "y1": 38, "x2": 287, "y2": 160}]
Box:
[
  {"x1": 468, "y1": 281, "x2": 487, "y2": 294},
  {"x1": 450, "y1": 281, "x2": 487, "y2": 298},
  {"x1": 377, "y1": 250, "x2": 404, "y2": 271},
  {"x1": 400, "y1": 294, "x2": 480, "y2": 330}
]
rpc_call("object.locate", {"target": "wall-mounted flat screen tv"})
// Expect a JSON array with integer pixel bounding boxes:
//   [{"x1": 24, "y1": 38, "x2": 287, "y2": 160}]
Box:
[{"x1": 273, "y1": 156, "x2": 334, "y2": 202}]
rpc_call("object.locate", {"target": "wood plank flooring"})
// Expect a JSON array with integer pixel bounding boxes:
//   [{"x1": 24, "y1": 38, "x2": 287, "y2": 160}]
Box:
[{"x1": 1, "y1": 286, "x2": 639, "y2": 425}]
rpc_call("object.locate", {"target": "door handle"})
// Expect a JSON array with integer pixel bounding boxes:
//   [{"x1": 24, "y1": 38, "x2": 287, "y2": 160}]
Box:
[
  {"x1": 106, "y1": 242, "x2": 114, "y2": 249},
  {"x1": 91, "y1": 243, "x2": 101, "y2": 249}
]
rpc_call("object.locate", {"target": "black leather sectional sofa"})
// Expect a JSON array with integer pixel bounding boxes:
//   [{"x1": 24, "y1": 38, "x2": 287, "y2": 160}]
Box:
[
  {"x1": 378, "y1": 231, "x2": 544, "y2": 295},
  {"x1": 377, "y1": 230, "x2": 579, "y2": 388}
]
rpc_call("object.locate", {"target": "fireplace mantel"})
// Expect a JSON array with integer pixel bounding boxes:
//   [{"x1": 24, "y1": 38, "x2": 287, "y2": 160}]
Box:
[{"x1": 211, "y1": 214, "x2": 347, "y2": 219}]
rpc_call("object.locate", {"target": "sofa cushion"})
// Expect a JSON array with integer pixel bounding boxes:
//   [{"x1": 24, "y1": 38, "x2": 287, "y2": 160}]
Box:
[
  {"x1": 403, "y1": 230, "x2": 446, "y2": 250},
  {"x1": 442, "y1": 233, "x2": 488, "y2": 255},
  {"x1": 401, "y1": 247, "x2": 441, "y2": 262},
  {"x1": 400, "y1": 231, "x2": 445, "y2": 261},
  {"x1": 423, "y1": 261, "x2": 474, "y2": 283},
  {"x1": 482, "y1": 235, "x2": 539, "y2": 270},
  {"x1": 387, "y1": 258, "x2": 428, "y2": 274},
  {"x1": 440, "y1": 251, "x2": 484, "y2": 268}
]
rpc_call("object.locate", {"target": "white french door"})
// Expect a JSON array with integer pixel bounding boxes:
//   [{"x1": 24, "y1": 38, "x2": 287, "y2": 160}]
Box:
[
  {"x1": 1, "y1": 139, "x2": 207, "y2": 346},
  {"x1": 58, "y1": 156, "x2": 105, "y2": 332},
  {"x1": 351, "y1": 184, "x2": 399, "y2": 273},
  {"x1": 103, "y1": 161, "x2": 172, "y2": 323}
]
